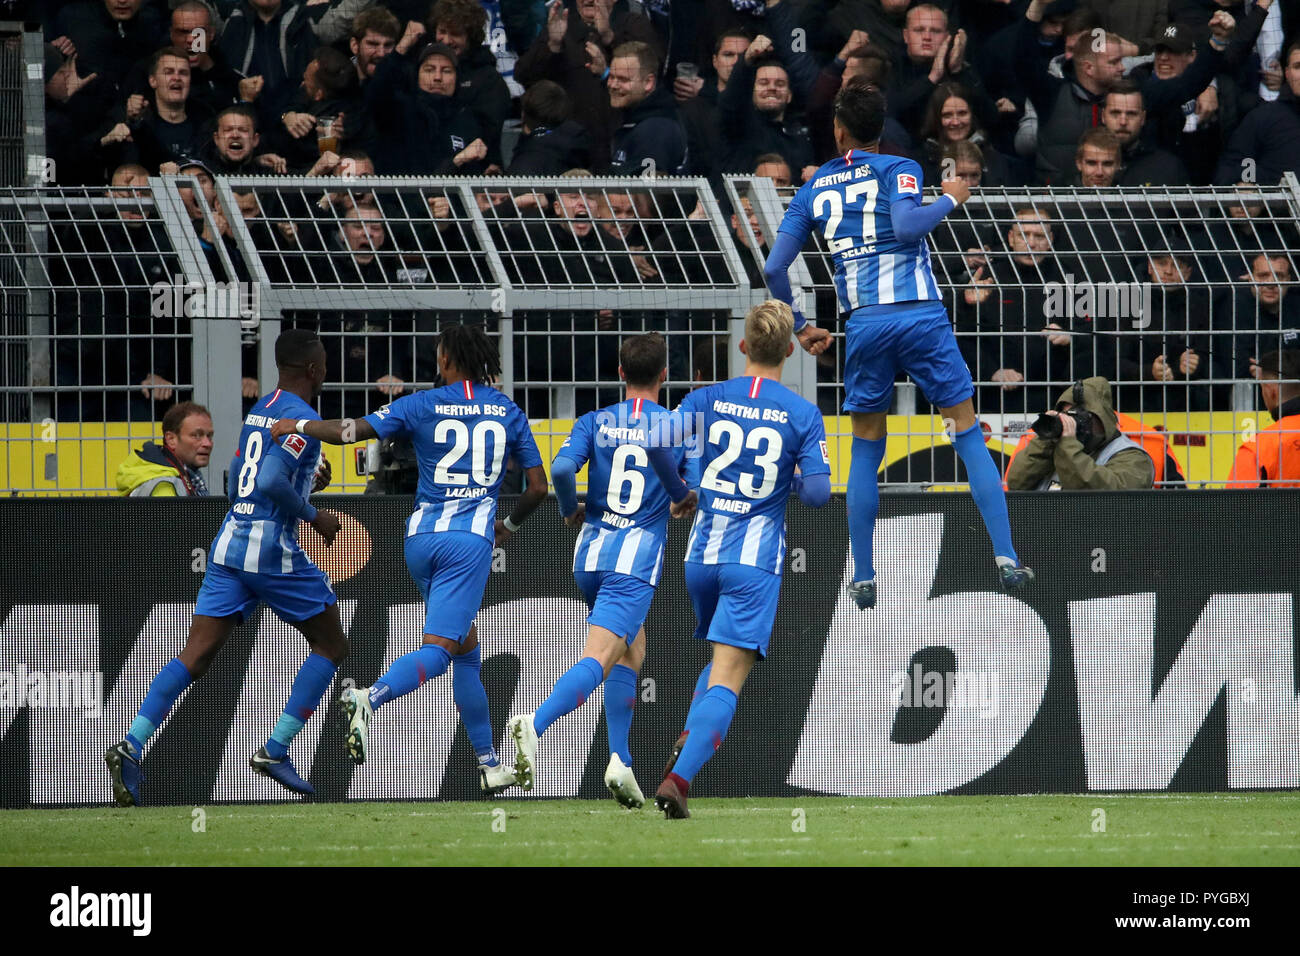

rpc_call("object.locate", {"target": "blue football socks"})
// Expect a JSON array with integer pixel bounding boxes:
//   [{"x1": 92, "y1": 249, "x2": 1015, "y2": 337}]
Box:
[
  {"x1": 266, "y1": 653, "x2": 336, "y2": 759},
  {"x1": 126, "y1": 657, "x2": 192, "y2": 754},
  {"x1": 534, "y1": 657, "x2": 604, "y2": 737},
  {"x1": 670, "y1": 685, "x2": 738, "y2": 784},
  {"x1": 846, "y1": 436, "x2": 887, "y2": 583},
  {"x1": 451, "y1": 644, "x2": 499, "y2": 766},
  {"x1": 952, "y1": 422, "x2": 1019, "y2": 564},
  {"x1": 603, "y1": 664, "x2": 638, "y2": 766},
  {"x1": 369, "y1": 643, "x2": 451, "y2": 709}
]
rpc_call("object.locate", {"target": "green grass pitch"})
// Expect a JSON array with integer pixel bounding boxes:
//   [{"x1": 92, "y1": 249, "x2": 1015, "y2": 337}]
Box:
[{"x1": 2, "y1": 793, "x2": 1296, "y2": 865}]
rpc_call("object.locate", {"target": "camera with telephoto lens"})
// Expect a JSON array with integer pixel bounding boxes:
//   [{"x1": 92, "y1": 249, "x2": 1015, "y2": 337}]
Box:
[
  {"x1": 1030, "y1": 407, "x2": 1093, "y2": 444},
  {"x1": 1030, "y1": 383, "x2": 1095, "y2": 445}
]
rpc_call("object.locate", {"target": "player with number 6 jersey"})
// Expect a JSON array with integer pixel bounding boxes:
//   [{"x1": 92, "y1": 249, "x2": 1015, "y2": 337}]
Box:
[
  {"x1": 506, "y1": 334, "x2": 696, "y2": 808},
  {"x1": 106, "y1": 330, "x2": 351, "y2": 806},
  {"x1": 654, "y1": 301, "x2": 831, "y2": 819},
  {"x1": 269, "y1": 324, "x2": 547, "y2": 795}
]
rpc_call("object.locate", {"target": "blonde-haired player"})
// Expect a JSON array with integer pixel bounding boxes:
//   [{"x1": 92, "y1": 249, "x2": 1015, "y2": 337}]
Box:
[{"x1": 654, "y1": 300, "x2": 831, "y2": 818}]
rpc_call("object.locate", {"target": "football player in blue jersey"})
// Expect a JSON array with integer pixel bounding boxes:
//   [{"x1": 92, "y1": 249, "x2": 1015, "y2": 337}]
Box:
[
  {"x1": 763, "y1": 78, "x2": 1033, "y2": 610},
  {"x1": 654, "y1": 301, "x2": 831, "y2": 819},
  {"x1": 270, "y1": 323, "x2": 547, "y2": 795},
  {"x1": 505, "y1": 333, "x2": 697, "y2": 808},
  {"x1": 106, "y1": 329, "x2": 348, "y2": 805}
]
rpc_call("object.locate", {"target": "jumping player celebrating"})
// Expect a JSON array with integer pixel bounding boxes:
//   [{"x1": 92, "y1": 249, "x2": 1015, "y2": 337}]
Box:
[
  {"x1": 762, "y1": 78, "x2": 1033, "y2": 609},
  {"x1": 106, "y1": 329, "x2": 347, "y2": 804},
  {"x1": 270, "y1": 323, "x2": 547, "y2": 794},
  {"x1": 654, "y1": 301, "x2": 830, "y2": 819},
  {"x1": 506, "y1": 333, "x2": 696, "y2": 808}
]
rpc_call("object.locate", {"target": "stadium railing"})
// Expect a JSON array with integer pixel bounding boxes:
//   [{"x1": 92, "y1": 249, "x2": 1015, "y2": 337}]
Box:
[{"x1": 1, "y1": 173, "x2": 1297, "y2": 494}]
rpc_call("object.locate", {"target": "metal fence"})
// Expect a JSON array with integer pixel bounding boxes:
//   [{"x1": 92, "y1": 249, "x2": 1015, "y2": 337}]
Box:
[{"x1": 1, "y1": 172, "x2": 1297, "y2": 495}]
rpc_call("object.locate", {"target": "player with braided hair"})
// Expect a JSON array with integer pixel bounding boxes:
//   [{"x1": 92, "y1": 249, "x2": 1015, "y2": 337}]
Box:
[{"x1": 271, "y1": 323, "x2": 547, "y2": 793}]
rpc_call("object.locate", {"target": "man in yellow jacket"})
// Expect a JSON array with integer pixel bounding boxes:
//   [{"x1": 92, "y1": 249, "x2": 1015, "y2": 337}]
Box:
[{"x1": 116, "y1": 402, "x2": 214, "y2": 497}]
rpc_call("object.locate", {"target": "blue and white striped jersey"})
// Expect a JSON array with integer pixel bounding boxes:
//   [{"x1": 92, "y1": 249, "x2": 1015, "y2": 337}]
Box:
[
  {"x1": 210, "y1": 388, "x2": 322, "y2": 575},
  {"x1": 780, "y1": 150, "x2": 941, "y2": 311},
  {"x1": 557, "y1": 397, "x2": 685, "y2": 587},
  {"x1": 679, "y1": 376, "x2": 829, "y2": 574},
  {"x1": 364, "y1": 380, "x2": 542, "y2": 544}
]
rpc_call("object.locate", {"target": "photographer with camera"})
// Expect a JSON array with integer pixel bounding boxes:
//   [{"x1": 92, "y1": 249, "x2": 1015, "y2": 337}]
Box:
[{"x1": 1005, "y1": 376, "x2": 1155, "y2": 490}]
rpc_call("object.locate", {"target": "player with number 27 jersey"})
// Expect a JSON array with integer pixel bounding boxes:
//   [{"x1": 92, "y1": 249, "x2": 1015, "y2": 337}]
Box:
[{"x1": 779, "y1": 151, "x2": 941, "y2": 311}]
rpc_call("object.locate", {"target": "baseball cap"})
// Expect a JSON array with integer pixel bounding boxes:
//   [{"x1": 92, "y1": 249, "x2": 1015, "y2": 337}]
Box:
[{"x1": 1153, "y1": 24, "x2": 1194, "y2": 55}]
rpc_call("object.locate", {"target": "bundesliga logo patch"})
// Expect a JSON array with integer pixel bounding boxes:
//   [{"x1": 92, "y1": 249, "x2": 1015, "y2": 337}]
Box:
[
  {"x1": 820, "y1": 440, "x2": 830, "y2": 464},
  {"x1": 283, "y1": 434, "x2": 308, "y2": 459},
  {"x1": 896, "y1": 173, "x2": 919, "y2": 195}
]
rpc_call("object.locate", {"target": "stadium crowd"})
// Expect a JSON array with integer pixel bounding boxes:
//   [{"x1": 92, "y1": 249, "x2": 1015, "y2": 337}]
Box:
[{"x1": 34, "y1": 0, "x2": 1300, "y2": 456}]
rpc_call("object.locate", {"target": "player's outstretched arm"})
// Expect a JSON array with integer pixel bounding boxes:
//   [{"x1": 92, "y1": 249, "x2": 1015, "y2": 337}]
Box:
[
  {"x1": 270, "y1": 417, "x2": 378, "y2": 446},
  {"x1": 891, "y1": 179, "x2": 970, "y2": 243},
  {"x1": 764, "y1": 233, "x2": 831, "y2": 355}
]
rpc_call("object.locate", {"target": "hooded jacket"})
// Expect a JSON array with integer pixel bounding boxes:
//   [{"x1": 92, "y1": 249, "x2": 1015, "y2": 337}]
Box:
[
  {"x1": 365, "y1": 50, "x2": 485, "y2": 175},
  {"x1": 1005, "y1": 376, "x2": 1156, "y2": 490},
  {"x1": 1215, "y1": 84, "x2": 1300, "y2": 185},
  {"x1": 608, "y1": 84, "x2": 688, "y2": 176},
  {"x1": 506, "y1": 120, "x2": 593, "y2": 174},
  {"x1": 116, "y1": 443, "x2": 209, "y2": 497}
]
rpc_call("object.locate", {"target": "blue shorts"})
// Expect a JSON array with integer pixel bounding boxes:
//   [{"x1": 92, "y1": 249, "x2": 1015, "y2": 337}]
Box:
[
  {"x1": 843, "y1": 299, "x2": 974, "y2": 413},
  {"x1": 405, "y1": 531, "x2": 493, "y2": 642},
  {"x1": 684, "y1": 562, "x2": 781, "y2": 660},
  {"x1": 195, "y1": 560, "x2": 337, "y2": 625},
  {"x1": 574, "y1": 569, "x2": 655, "y2": 645}
]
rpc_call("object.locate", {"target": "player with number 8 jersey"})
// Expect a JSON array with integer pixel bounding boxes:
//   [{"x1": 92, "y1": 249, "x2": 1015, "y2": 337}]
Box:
[{"x1": 106, "y1": 330, "x2": 351, "y2": 806}]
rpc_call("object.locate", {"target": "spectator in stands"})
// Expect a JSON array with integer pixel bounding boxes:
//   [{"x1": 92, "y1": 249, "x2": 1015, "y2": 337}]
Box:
[
  {"x1": 138, "y1": 1, "x2": 245, "y2": 116},
  {"x1": 889, "y1": 4, "x2": 1000, "y2": 142},
  {"x1": 44, "y1": 42, "x2": 114, "y2": 186},
  {"x1": 919, "y1": 82, "x2": 1017, "y2": 187},
  {"x1": 103, "y1": 46, "x2": 213, "y2": 174},
  {"x1": 201, "y1": 105, "x2": 287, "y2": 174},
  {"x1": 515, "y1": 0, "x2": 660, "y2": 173},
  {"x1": 174, "y1": 159, "x2": 217, "y2": 227},
  {"x1": 679, "y1": 30, "x2": 751, "y2": 177},
  {"x1": 1216, "y1": 253, "x2": 1300, "y2": 383},
  {"x1": 1101, "y1": 82, "x2": 1191, "y2": 185},
  {"x1": 806, "y1": 38, "x2": 912, "y2": 162},
  {"x1": 1010, "y1": 3, "x2": 1105, "y2": 136},
  {"x1": 802, "y1": 0, "x2": 912, "y2": 69},
  {"x1": 606, "y1": 41, "x2": 688, "y2": 176},
  {"x1": 956, "y1": 206, "x2": 1093, "y2": 414},
  {"x1": 270, "y1": 47, "x2": 363, "y2": 172},
  {"x1": 718, "y1": 36, "x2": 813, "y2": 178},
  {"x1": 1195, "y1": 181, "x2": 1300, "y2": 282},
  {"x1": 1005, "y1": 376, "x2": 1156, "y2": 489},
  {"x1": 429, "y1": 0, "x2": 512, "y2": 169},
  {"x1": 941, "y1": 140, "x2": 987, "y2": 190},
  {"x1": 115, "y1": 401, "x2": 214, "y2": 496},
  {"x1": 1216, "y1": 39, "x2": 1300, "y2": 184},
  {"x1": 349, "y1": 6, "x2": 401, "y2": 85},
  {"x1": 366, "y1": 31, "x2": 488, "y2": 175},
  {"x1": 1144, "y1": 22, "x2": 1243, "y2": 185},
  {"x1": 753, "y1": 153, "x2": 792, "y2": 187},
  {"x1": 219, "y1": 0, "x2": 317, "y2": 128},
  {"x1": 1035, "y1": 32, "x2": 1125, "y2": 183},
  {"x1": 728, "y1": 196, "x2": 768, "y2": 288},
  {"x1": 53, "y1": 0, "x2": 166, "y2": 90},
  {"x1": 980, "y1": 0, "x2": 1076, "y2": 142},
  {"x1": 1095, "y1": 248, "x2": 1214, "y2": 413},
  {"x1": 507, "y1": 80, "x2": 593, "y2": 174},
  {"x1": 52, "y1": 163, "x2": 187, "y2": 422},
  {"x1": 1227, "y1": 348, "x2": 1300, "y2": 487},
  {"x1": 1072, "y1": 127, "x2": 1122, "y2": 186}
]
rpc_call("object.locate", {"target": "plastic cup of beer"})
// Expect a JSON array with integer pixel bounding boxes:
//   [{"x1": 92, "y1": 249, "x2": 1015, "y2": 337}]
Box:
[{"x1": 317, "y1": 116, "x2": 338, "y2": 155}]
